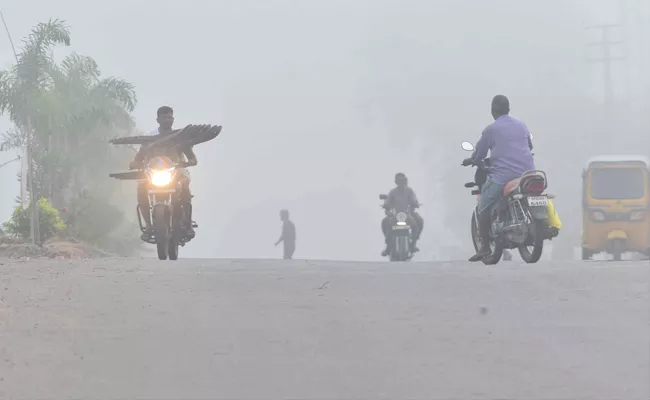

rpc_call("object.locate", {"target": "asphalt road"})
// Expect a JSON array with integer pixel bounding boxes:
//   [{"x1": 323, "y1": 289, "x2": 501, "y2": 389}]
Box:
[{"x1": 0, "y1": 258, "x2": 648, "y2": 400}]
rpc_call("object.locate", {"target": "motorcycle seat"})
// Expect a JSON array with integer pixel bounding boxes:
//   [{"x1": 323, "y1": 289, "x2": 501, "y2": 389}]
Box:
[
  {"x1": 503, "y1": 178, "x2": 521, "y2": 196},
  {"x1": 503, "y1": 171, "x2": 547, "y2": 196}
]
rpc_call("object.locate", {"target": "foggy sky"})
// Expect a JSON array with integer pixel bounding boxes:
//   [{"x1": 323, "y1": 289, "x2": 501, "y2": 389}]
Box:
[{"x1": 0, "y1": 0, "x2": 648, "y2": 260}]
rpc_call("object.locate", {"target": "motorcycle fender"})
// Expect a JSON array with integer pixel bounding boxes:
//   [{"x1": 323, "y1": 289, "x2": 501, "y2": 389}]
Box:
[
  {"x1": 391, "y1": 226, "x2": 411, "y2": 236},
  {"x1": 529, "y1": 205, "x2": 549, "y2": 220}
]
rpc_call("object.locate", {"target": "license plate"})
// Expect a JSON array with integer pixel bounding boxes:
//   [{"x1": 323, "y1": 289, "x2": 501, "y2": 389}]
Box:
[
  {"x1": 527, "y1": 196, "x2": 548, "y2": 207},
  {"x1": 392, "y1": 225, "x2": 409, "y2": 230}
]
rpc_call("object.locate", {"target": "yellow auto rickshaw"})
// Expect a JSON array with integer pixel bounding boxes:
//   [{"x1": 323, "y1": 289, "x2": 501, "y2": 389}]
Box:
[{"x1": 581, "y1": 155, "x2": 650, "y2": 261}]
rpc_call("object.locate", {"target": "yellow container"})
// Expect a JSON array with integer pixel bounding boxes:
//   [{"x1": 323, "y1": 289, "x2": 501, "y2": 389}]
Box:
[{"x1": 546, "y1": 198, "x2": 562, "y2": 230}]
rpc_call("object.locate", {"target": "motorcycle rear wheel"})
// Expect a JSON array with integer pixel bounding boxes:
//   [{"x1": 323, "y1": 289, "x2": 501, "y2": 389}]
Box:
[{"x1": 518, "y1": 221, "x2": 544, "y2": 263}]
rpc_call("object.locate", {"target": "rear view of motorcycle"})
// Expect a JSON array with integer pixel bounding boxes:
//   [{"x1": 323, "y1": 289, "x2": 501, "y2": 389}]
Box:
[
  {"x1": 379, "y1": 194, "x2": 414, "y2": 262},
  {"x1": 460, "y1": 141, "x2": 559, "y2": 265}
]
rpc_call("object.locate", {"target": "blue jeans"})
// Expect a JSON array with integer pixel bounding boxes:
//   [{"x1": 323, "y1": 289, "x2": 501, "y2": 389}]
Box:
[{"x1": 478, "y1": 178, "x2": 505, "y2": 215}]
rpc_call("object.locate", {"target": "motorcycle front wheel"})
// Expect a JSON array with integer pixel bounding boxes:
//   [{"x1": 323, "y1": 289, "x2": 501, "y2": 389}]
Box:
[
  {"x1": 389, "y1": 235, "x2": 411, "y2": 262},
  {"x1": 471, "y1": 213, "x2": 503, "y2": 265},
  {"x1": 168, "y1": 238, "x2": 180, "y2": 260},
  {"x1": 153, "y1": 205, "x2": 170, "y2": 260},
  {"x1": 168, "y1": 205, "x2": 182, "y2": 261}
]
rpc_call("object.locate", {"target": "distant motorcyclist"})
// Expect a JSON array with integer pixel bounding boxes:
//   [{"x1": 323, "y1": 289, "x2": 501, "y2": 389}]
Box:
[
  {"x1": 129, "y1": 106, "x2": 197, "y2": 241},
  {"x1": 463, "y1": 95, "x2": 534, "y2": 262},
  {"x1": 381, "y1": 173, "x2": 424, "y2": 256}
]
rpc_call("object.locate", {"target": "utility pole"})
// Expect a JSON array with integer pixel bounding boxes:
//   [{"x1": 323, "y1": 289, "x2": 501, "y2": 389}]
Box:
[
  {"x1": 1, "y1": 10, "x2": 40, "y2": 245},
  {"x1": 585, "y1": 23, "x2": 626, "y2": 107}
]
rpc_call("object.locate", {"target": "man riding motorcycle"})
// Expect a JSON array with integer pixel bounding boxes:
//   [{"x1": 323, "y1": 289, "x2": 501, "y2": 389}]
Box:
[
  {"x1": 381, "y1": 172, "x2": 424, "y2": 256},
  {"x1": 463, "y1": 95, "x2": 534, "y2": 262},
  {"x1": 129, "y1": 106, "x2": 197, "y2": 241}
]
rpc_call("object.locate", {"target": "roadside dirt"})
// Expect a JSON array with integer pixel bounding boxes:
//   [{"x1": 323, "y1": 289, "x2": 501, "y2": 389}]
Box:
[{"x1": 0, "y1": 236, "x2": 110, "y2": 259}]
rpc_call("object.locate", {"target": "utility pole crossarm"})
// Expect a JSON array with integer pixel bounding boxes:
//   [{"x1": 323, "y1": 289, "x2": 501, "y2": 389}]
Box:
[
  {"x1": 586, "y1": 40, "x2": 625, "y2": 47},
  {"x1": 586, "y1": 56, "x2": 627, "y2": 62},
  {"x1": 585, "y1": 23, "x2": 623, "y2": 30}
]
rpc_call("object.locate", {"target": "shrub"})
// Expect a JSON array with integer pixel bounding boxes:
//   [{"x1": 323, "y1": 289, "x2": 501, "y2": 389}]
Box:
[
  {"x1": 3, "y1": 198, "x2": 66, "y2": 242},
  {"x1": 65, "y1": 193, "x2": 142, "y2": 256}
]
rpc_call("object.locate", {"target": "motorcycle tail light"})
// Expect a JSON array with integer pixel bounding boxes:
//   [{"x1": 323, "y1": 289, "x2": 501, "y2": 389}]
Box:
[{"x1": 522, "y1": 179, "x2": 545, "y2": 194}]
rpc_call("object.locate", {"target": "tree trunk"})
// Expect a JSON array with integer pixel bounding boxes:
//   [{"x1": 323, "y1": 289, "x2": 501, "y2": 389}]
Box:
[
  {"x1": 25, "y1": 118, "x2": 40, "y2": 246},
  {"x1": 48, "y1": 129, "x2": 53, "y2": 203}
]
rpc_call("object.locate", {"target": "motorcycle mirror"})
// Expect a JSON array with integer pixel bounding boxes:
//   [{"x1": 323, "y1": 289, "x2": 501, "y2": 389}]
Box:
[
  {"x1": 379, "y1": 194, "x2": 388, "y2": 200},
  {"x1": 461, "y1": 141, "x2": 475, "y2": 151}
]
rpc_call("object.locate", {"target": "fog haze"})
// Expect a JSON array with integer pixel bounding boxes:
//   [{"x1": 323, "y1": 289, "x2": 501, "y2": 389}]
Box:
[{"x1": 0, "y1": 0, "x2": 647, "y2": 260}]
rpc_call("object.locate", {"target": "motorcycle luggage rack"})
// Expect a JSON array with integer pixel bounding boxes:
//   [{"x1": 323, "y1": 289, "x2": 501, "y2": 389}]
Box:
[
  {"x1": 109, "y1": 124, "x2": 222, "y2": 148},
  {"x1": 109, "y1": 171, "x2": 146, "y2": 180}
]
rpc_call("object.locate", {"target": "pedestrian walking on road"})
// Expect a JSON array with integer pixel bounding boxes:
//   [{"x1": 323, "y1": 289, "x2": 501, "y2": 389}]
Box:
[{"x1": 274, "y1": 209, "x2": 296, "y2": 259}]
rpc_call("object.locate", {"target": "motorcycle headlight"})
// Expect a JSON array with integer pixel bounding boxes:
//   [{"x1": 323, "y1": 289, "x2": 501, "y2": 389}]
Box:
[
  {"x1": 396, "y1": 212, "x2": 407, "y2": 223},
  {"x1": 150, "y1": 169, "x2": 174, "y2": 187}
]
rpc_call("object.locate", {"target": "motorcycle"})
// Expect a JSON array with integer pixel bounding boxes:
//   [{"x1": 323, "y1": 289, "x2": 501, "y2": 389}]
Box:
[
  {"x1": 109, "y1": 124, "x2": 223, "y2": 261},
  {"x1": 379, "y1": 194, "x2": 415, "y2": 262},
  {"x1": 137, "y1": 156, "x2": 196, "y2": 261},
  {"x1": 461, "y1": 141, "x2": 558, "y2": 265}
]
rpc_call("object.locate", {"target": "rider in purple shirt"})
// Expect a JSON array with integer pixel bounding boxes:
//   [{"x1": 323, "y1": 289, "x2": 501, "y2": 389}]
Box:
[{"x1": 467, "y1": 95, "x2": 535, "y2": 262}]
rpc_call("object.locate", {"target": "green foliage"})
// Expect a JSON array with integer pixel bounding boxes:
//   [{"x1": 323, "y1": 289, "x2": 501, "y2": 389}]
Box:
[
  {"x1": 0, "y1": 19, "x2": 140, "y2": 255},
  {"x1": 0, "y1": 19, "x2": 71, "y2": 126},
  {"x1": 65, "y1": 191, "x2": 142, "y2": 256},
  {"x1": 0, "y1": 19, "x2": 137, "y2": 192},
  {"x1": 3, "y1": 198, "x2": 65, "y2": 242}
]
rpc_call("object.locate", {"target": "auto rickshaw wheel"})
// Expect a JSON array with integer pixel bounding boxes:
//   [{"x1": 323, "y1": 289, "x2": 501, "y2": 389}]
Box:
[{"x1": 611, "y1": 240, "x2": 624, "y2": 262}]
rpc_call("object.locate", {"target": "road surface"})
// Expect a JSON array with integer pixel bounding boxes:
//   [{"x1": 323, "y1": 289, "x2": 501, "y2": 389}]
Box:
[{"x1": 1, "y1": 258, "x2": 648, "y2": 399}]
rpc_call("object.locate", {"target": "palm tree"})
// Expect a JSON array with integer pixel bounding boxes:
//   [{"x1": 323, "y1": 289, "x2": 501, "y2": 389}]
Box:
[
  {"x1": 37, "y1": 52, "x2": 136, "y2": 205},
  {"x1": 0, "y1": 19, "x2": 70, "y2": 244},
  {"x1": 0, "y1": 19, "x2": 137, "y2": 245}
]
